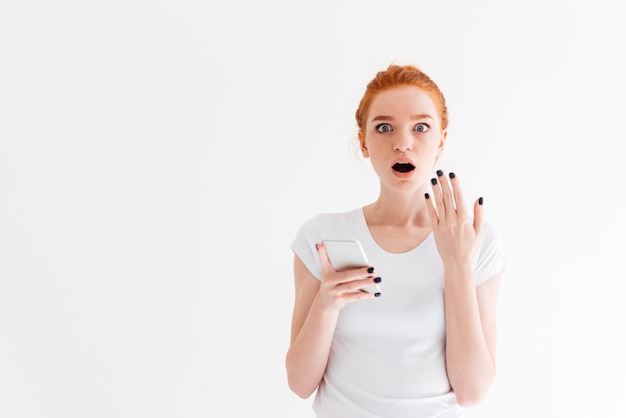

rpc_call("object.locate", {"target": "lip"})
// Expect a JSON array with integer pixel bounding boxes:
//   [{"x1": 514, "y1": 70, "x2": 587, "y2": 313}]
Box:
[
  {"x1": 392, "y1": 157, "x2": 416, "y2": 167},
  {"x1": 391, "y1": 158, "x2": 416, "y2": 179}
]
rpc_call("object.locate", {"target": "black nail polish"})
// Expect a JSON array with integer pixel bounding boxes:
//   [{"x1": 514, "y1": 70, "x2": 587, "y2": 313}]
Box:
[
  {"x1": 374, "y1": 292, "x2": 381, "y2": 297},
  {"x1": 436, "y1": 169, "x2": 443, "y2": 177},
  {"x1": 431, "y1": 178, "x2": 437, "y2": 185},
  {"x1": 315, "y1": 244, "x2": 319, "y2": 251},
  {"x1": 449, "y1": 172, "x2": 455, "y2": 179},
  {"x1": 479, "y1": 197, "x2": 484, "y2": 205},
  {"x1": 374, "y1": 277, "x2": 382, "y2": 283},
  {"x1": 367, "y1": 267, "x2": 374, "y2": 274},
  {"x1": 424, "y1": 193, "x2": 430, "y2": 199}
]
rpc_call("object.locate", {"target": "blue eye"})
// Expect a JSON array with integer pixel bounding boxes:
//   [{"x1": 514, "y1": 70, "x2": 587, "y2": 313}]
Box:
[
  {"x1": 415, "y1": 123, "x2": 429, "y2": 133},
  {"x1": 376, "y1": 123, "x2": 392, "y2": 133}
]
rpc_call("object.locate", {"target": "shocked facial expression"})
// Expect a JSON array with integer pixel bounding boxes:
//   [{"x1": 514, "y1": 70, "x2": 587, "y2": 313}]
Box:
[{"x1": 359, "y1": 86, "x2": 446, "y2": 191}]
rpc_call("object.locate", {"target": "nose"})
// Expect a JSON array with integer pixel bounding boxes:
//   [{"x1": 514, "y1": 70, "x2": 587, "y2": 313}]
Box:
[{"x1": 393, "y1": 132, "x2": 413, "y2": 152}]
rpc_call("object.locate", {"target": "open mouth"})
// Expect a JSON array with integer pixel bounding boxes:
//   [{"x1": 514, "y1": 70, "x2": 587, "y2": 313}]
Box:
[{"x1": 392, "y1": 162, "x2": 415, "y2": 173}]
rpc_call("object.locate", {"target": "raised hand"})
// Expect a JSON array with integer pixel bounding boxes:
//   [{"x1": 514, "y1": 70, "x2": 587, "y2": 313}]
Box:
[{"x1": 424, "y1": 170, "x2": 483, "y2": 269}]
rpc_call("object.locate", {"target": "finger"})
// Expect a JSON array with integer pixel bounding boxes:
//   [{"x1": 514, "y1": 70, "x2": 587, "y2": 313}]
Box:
[
  {"x1": 473, "y1": 197, "x2": 484, "y2": 238},
  {"x1": 430, "y1": 176, "x2": 446, "y2": 221},
  {"x1": 316, "y1": 243, "x2": 336, "y2": 276},
  {"x1": 424, "y1": 191, "x2": 439, "y2": 226},
  {"x1": 338, "y1": 289, "x2": 379, "y2": 304},
  {"x1": 337, "y1": 276, "x2": 382, "y2": 295},
  {"x1": 448, "y1": 171, "x2": 468, "y2": 217},
  {"x1": 436, "y1": 169, "x2": 456, "y2": 218}
]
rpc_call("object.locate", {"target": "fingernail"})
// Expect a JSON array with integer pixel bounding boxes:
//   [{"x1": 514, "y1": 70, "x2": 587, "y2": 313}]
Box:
[
  {"x1": 424, "y1": 192, "x2": 430, "y2": 199},
  {"x1": 367, "y1": 267, "x2": 374, "y2": 274},
  {"x1": 315, "y1": 244, "x2": 319, "y2": 251},
  {"x1": 373, "y1": 277, "x2": 382, "y2": 283},
  {"x1": 431, "y1": 178, "x2": 437, "y2": 185},
  {"x1": 374, "y1": 292, "x2": 381, "y2": 297},
  {"x1": 436, "y1": 169, "x2": 443, "y2": 177},
  {"x1": 449, "y1": 172, "x2": 455, "y2": 179},
  {"x1": 479, "y1": 197, "x2": 484, "y2": 205}
]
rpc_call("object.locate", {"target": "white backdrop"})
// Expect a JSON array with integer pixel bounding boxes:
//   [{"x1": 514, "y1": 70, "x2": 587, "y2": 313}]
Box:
[{"x1": 1, "y1": 1, "x2": 625, "y2": 417}]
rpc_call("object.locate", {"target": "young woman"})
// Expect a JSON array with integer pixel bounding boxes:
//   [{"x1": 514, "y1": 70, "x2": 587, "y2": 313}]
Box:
[{"x1": 286, "y1": 64, "x2": 506, "y2": 417}]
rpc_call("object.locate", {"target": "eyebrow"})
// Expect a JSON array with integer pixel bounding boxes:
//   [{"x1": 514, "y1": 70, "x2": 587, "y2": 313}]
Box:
[{"x1": 371, "y1": 114, "x2": 435, "y2": 122}]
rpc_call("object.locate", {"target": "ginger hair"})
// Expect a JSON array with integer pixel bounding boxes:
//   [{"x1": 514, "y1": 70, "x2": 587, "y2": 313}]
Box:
[{"x1": 355, "y1": 64, "x2": 448, "y2": 132}]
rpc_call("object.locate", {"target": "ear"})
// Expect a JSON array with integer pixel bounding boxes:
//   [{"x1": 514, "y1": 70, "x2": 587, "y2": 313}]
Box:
[
  {"x1": 358, "y1": 131, "x2": 369, "y2": 158},
  {"x1": 437, "y1": 129, "x2": 448, "y2": 158}
]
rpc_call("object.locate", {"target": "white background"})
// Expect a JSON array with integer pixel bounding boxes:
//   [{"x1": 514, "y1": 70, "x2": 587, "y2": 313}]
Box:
[{"x1": 1, "y1": 1, "x2": 625, "y2": 417}]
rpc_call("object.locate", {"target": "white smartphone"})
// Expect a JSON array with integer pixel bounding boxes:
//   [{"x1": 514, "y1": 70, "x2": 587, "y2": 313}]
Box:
[{"x1": 321, "y1": 239, "x2": 380, "y2": 294}]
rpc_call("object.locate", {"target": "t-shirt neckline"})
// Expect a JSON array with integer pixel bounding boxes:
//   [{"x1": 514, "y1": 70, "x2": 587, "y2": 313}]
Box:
[{"x1": 356, "y1": 206, "x2": 435, "y2": 258}]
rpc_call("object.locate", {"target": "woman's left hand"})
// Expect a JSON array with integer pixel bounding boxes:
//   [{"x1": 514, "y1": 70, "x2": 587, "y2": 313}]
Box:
[{"x1": 425, "y1": 170, "x2": 483, "y2": 269}]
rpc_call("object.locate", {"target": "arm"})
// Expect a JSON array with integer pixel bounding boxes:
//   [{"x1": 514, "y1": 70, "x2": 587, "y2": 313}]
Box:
[
  {"x1": 444, "y1": 269, "x2": 501, "y2": 406},
  {"x1": 286, "y1": 246, "x2": 378, "y2": 398},
  {"x1": 285, "y1": 255, "x2": 337, "y2": 399},
  {"x1": 425, "y1": 171, "x2": 502, "y2": 406}
]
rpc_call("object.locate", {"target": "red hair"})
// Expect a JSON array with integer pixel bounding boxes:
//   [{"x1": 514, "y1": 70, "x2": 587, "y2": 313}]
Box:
[{"x1": 355, "y1": 64, "x2": 448, "y2": 132}]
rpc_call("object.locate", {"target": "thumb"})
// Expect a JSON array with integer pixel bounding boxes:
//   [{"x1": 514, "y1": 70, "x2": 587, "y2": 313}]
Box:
[{"x1": 316, "y1": 243, "x2": 335, "y2": 274}]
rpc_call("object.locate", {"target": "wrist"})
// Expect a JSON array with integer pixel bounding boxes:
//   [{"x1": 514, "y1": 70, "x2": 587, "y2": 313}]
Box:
[
  {"x1": 311, "y1": 292, "x2": 342, "y2": 317},
  {"x1": 443, "y1": 260, "x2": 475, "y2": 277}
]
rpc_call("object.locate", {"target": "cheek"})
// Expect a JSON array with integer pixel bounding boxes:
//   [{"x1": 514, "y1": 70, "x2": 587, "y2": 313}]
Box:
[
  {"x1": 366, "y1": 145, "x2": 389, "y2": 167},
  {"x1": 426, "y1": 134, "x2": 444, "y2": 151}
]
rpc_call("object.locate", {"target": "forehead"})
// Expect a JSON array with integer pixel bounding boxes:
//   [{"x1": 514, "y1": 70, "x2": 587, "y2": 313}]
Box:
[{"x1": 368, "y1": 86, "x2": 438, "y2": 121}]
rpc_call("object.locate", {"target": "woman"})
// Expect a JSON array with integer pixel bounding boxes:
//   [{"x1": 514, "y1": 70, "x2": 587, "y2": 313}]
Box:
[{"x1": 286, "y1": 64, "x2": 506, "y2": 417}]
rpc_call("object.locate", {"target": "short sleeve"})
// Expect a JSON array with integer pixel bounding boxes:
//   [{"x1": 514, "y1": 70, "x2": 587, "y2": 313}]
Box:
[
  {"x1": 290, "y1": 216, "x2": 323, "y2": 281},
  {"x1": 474, "y1": 222, "x2": 507, "y2": 286}
]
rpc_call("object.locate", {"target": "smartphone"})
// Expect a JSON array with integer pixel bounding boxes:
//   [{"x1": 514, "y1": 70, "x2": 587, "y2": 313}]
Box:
[{"x1": 321, "y1": 239, "x2": 380, "y2": 294}]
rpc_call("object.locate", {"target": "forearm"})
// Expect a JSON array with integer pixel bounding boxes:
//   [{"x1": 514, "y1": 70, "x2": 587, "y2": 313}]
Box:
[
  {"x1": 444, "y1": 264, "x2": 495, "y2": 406},
  {"x1": 286, "y1": 295, "x2": 339, "y2": 399}
]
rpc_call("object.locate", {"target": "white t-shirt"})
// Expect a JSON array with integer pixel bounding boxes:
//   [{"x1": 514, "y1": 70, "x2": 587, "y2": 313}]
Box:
[{"x1": 290, "y1": 207, "x2": 507, "y2": 418}]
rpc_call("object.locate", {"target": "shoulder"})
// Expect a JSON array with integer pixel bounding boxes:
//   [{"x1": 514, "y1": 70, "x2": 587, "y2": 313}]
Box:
[
  {"x1": 475, "y1": 220, "x2": 507, "y2": 285},
  {"x1": 296, "y1": 208, "x2": 361, "y2": 236},
  {"x1": 480, "y1": 221, "x2": 501, "y2": 245},
  {"x1": 478, "y1": 220, "x2": 506, "y2": 255}
]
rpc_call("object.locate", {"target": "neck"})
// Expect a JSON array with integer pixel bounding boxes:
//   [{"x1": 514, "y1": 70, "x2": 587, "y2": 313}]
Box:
[{"x1": 364, "y1": 185, "x2": 432, "y2": 228}]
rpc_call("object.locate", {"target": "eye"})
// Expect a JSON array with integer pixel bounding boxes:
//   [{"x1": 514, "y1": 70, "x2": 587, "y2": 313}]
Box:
[
  {"x1": 414, "y1": 123, "x2": 429, "y2": 133},
  {"x1": 375, "y1": 123, "x2": 392, "y2": 133}
]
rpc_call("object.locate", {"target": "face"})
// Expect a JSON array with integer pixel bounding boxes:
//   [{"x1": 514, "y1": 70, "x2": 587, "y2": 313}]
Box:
[{"x1": 358, "y1": 86, "x2": 447, "y2": 192}]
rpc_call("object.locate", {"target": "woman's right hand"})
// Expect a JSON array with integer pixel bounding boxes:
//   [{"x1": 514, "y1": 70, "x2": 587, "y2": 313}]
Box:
[{"x1": 315, "y1": 243, "x2": 381, "y2": 311}]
